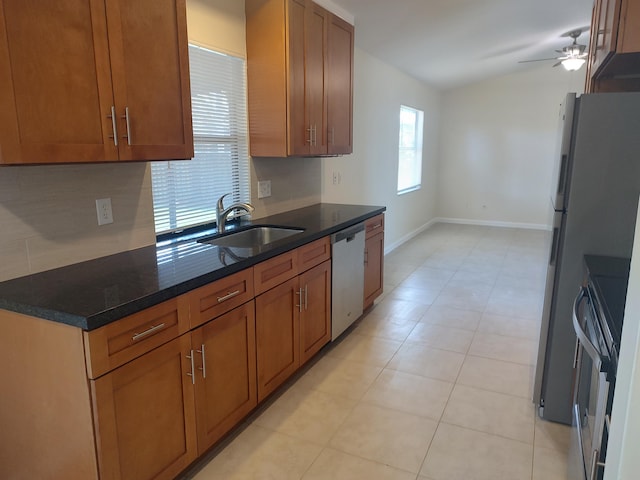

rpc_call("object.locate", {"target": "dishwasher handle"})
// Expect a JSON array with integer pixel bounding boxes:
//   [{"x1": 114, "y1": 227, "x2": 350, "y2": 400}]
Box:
[{"x1": 331, "y1": 222, "x2": 365, "y2": 243}]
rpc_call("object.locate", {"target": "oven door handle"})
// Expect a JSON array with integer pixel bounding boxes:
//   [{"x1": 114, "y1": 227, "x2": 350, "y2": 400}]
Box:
[{"x1": 572, "y1": 287, "x2": 604, "y2": 372}]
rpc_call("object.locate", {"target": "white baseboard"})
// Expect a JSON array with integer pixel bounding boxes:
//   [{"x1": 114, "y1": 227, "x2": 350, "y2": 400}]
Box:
[
  {"x1": 434, "y1": 217, "x2": 551, "y2": 231},
  {"x1": 383, "y1": 216, "x2": 551, "y2": 256},
  {"x1": 384, "y1": 218, "x2": 439, "y2": 255}
]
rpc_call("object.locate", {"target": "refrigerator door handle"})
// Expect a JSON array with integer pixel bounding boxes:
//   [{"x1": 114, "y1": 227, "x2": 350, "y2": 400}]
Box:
[
  {"x1": 557, "y1": 153, "x2": 569, "y2": 201},
  {"x1": 549, "y1": 226, "x2": 560, "y2": 266}
]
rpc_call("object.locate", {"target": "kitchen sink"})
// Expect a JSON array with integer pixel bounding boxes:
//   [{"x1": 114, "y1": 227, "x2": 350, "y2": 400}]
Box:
[{"x1": 197, "y1": 225, "x2": 304, "y2": 249}]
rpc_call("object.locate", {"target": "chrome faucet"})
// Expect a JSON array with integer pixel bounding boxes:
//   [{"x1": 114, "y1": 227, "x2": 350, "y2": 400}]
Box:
[{"x1": 216, "y1": 193, "x2": 254, "y2": 232}]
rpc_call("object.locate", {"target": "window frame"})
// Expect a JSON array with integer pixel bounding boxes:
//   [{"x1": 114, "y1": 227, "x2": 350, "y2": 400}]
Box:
[
  {"x1": 151, "y1": 44, "x2": 250, "y2": 239},
  {"x1": 397, "y1": 104, "x2": 424, "y2": 195}
]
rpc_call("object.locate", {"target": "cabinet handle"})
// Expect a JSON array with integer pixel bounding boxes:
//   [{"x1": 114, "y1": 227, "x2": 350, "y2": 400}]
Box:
[
  {"x1": 295, "y1": 288, "x2": 303, "y2": 312},
  {"x1": 306, "y1": 126, "x2": 313, "y2": 144},
  {"x1": 121, "y1": 107, "x2": 132, "y2": 145},
  {"x1": 131, "y1": 323, "x2": 166, "y2": 342},
  {"x1": 108, "y1": 106, "x2": 118, "y2": 146},
  {"x1": 197, "y1": 344, "x2": 206, "y2": 379},
  {"x1": 313, "y1": 125, "x2": 317, "y2": 146},
  {"x1": 186, "y1": 350, "x2": 196, "y2": 385},
  {"x1": 304, "y1": 285, "x2": 308, "y2": 310},
  {"x1": 371, "y1": 223, "x2": 382, "y2": 230},
  {"x1": 217, "y1": 290, "x2": 241, "y2": 303}
]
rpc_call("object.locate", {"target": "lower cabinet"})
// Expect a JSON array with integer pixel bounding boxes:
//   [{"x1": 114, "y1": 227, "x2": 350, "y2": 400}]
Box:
[
  {"x1": 192, "y1": 301, "x2": 257, "y2": 453},
  {"x1": 91, "y1": 335, "x2": 198, "y2": 480},
  {"x1": 255, "y1": 259, "x2": 332, "y2": 402},
  {"x1": 364, "y1": 231, "x2": 384, "y2": 309},
  {"x1": 299, "y1": 260, "x2": 331, "y2": 364},
  {"x1": 255, "y1": 277, "x2": 300, "y2": 402},
  {"x1": 91, "y1": 302, "x2": 258, "y2": 479}
]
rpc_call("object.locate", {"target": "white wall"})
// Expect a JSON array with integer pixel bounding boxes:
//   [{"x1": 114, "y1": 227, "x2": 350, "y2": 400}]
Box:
[
  {"x1": 605, "y1": 196, "x2": 640, "y2": 480},
  {"x1": 321, "y1": 48, "x2": 442, "y2": 251},
  {"x1": 437, "y1": 65, "x2": 585, "y2": 228}
]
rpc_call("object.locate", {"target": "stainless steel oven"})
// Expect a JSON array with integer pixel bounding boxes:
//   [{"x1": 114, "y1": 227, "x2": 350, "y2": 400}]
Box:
[{"x1": 571, "y1": 286, "x2": 615, "y2": 480}]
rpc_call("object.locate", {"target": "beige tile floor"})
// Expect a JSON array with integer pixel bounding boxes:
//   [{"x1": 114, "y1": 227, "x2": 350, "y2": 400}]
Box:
[{"x1": 186, "y1": 223, "x2": 572, "y2": 480}]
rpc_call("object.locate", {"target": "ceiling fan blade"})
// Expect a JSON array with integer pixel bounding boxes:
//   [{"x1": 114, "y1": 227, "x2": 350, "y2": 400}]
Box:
[{"x1": 518, "y1": 58, "x2": 559, "y2": 63}]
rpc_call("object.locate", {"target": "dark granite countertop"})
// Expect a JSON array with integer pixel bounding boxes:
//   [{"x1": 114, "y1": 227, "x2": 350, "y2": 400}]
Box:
[
  {"x1": 0, "y1": 203, "x2": 385, "y2": 331},
  {"x1": 583, "y1": 255, "x2": 631, "y2": 353}
]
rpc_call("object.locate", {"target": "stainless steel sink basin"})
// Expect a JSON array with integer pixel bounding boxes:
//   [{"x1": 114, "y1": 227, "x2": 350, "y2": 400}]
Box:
[{"x1": 198, "y1": 225, "x2": 304, "y2": 249}]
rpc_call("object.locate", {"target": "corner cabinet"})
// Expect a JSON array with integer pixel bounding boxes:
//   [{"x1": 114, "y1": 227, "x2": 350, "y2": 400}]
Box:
[
  {"x1": 245, "y1": 0, "x2": 353, "y2": 157},
  {"x1": 0, "y1": 0, "x2": 193, "y2": 165}
]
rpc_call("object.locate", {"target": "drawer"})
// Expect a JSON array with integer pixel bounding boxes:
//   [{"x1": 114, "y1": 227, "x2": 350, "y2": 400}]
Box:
[
  {"x1": 297, "y1": 236, "x2": 331, "y2": 272},
  {"x1": 254, "y1": 250, "x2": 298, "y2": 295},
  {"x1": 189, "y1": 268, "x2": 254, "y2": 329},
  {"x1": 84, "y1": 296, "x2": 190, "y2": 379},
  {"x1": 365, "y1": 214, "x2": 384, "y2": 239}
]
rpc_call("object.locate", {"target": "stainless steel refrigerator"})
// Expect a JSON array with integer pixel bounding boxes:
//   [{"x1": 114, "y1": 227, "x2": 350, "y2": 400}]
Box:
[{"x1": 534, "y1": 92, "x2": 640, "y2": 425}]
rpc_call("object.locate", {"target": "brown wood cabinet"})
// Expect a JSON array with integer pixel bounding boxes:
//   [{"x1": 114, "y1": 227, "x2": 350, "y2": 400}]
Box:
[
  {"x1": 91, "y1": 335, "x2": 198, "y2": 480},
  {"x1": 254, "y1": 237, "x2": 332, "y2": 400},
  {"x1": 299, "y1": 260, "x2": 331, "y2": 364},
  {"x1": 327, "y1": 13, "x2": 354, "y2": 155},
  {"x1": 245, "y1": 0, "x2": 353, "y2": 157},
  {"x1": 191, "y1": 302, "x2": 257, "y2": 453},
  {"x1": 0, "y1": 0, "x2": 193, "y2": 165},
  {"x1": 586, "y1": 0, "x2": 640, "y2": 92},
  {"x1": 0, "y1": 231, "x2": 349, "y2": 479},
  {"x1": 255, "y1": 276, "x2": 301, "y2": 401},
  {"x1": 91, "y1": 302, "x2": 258, "y2": 479},
  {"x1": 364, "y1": 214, "x2": 385, "y2": 309}
]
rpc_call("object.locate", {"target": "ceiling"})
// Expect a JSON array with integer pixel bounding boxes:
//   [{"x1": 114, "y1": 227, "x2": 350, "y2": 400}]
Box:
[{"x1": 325, "y1": 0, "x2": 594, "y2": 90}]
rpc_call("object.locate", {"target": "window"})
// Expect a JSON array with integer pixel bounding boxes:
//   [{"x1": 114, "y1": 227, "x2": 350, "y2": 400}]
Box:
[
  {"x1": 151, "y1": 44, "x2": 250, "y2": 235},
  {"x1": 397, "y1": 105, "x2": 424, "y2": 194}
]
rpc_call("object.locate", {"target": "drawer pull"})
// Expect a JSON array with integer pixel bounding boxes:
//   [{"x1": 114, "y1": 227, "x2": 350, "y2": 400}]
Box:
[
  {"x1": 217, "y1": 290, "x2": 241, "y2": 303},
  {"x1": 371, "y1": 223, "x2": 382, "y2": 230},
  {"x1": 131, "y1": 323, "x2": 166, "y2": 342}
]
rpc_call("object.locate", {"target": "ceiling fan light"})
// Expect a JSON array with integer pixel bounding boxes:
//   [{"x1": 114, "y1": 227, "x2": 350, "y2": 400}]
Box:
[{"x1": 562, "y1": 57, "x2": 586, "y2": 71}]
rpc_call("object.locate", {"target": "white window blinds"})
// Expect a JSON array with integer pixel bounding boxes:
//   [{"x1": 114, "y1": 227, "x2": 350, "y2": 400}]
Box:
[{"x1": 151, "y1": 45, "x2": 250, "y2": 235}]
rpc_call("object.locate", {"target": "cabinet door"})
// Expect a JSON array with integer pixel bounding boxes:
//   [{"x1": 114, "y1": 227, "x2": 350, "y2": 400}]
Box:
[
  {"x1": 105, "y1": 0, "x2": 193, "y2": 161},
  {"x1": 327, "y1": 13, "x2": 353, "y2": 155},
  {"x1": 0, "y1": 0, "x2": 117, "y2": 165},
  {"x1": 299, "y1": 260, "x2": 331, "y2": 365},
  {"x1": 287, "y1": 0, "x2": 308, "y2": 155},
  {"x1": 591, "y1": 0, "x2": 622, "y2": 75},
  {"x1": 91, "y1": 335, "x2": 197, "y2": 480},
  {"x1": 364, "y1": 231, "x2": 384, "y2": 309},
  {"x1": 287, "y1": 0, "x2": 327, "y2": 156},
  {"x1": 255, "y1": 277, "x2": 300, "y2": 402},
  {"x1": 191, "y1": 302, "x2": 257, "y2": 453},
  {"x1": 306, "y1": 2, "x2": 328, "y2": 156}
]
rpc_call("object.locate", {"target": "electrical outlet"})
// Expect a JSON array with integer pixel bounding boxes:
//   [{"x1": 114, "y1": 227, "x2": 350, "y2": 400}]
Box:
[
  {"x1": 96, "y1": 198, "x2": 113, "y2": 225},
  {"x1": 257, "y1": 180, "x2": 271, "y2": 199},
  {"x1": 332, "y1": 171, "x2": 342, "y2": 185}
]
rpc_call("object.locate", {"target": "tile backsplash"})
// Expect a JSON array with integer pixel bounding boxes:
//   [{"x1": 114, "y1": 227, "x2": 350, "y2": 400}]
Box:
[
  {"x1": 0, "y1": 162, "x2": 155, "y2": 282},
  {"x1": 0, "y1": 156, "x2": 321, "y2": 282}
]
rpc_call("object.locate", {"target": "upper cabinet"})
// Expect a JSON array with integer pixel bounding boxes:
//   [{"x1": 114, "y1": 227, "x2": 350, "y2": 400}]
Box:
[
  {"x1": 0, "y1": 0, "x2": 193, "y2": 165},
  {"x1": 586, "y1": 0, "x2": 640, "y2": 92},
  {"x1": 245, "y1": 0, "x2": 354, "y2": 157}
]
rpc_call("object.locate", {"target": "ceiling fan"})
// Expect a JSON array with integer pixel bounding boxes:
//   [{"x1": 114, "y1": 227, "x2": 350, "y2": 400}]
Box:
[{"x1": 519, "y1": 30, "x2": 588, "y2": 71}]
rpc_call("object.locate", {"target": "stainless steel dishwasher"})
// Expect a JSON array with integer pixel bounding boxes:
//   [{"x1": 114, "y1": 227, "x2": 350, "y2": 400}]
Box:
[{"x1": 331, "y1": 222, "x2": 365, "y2": 340}]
